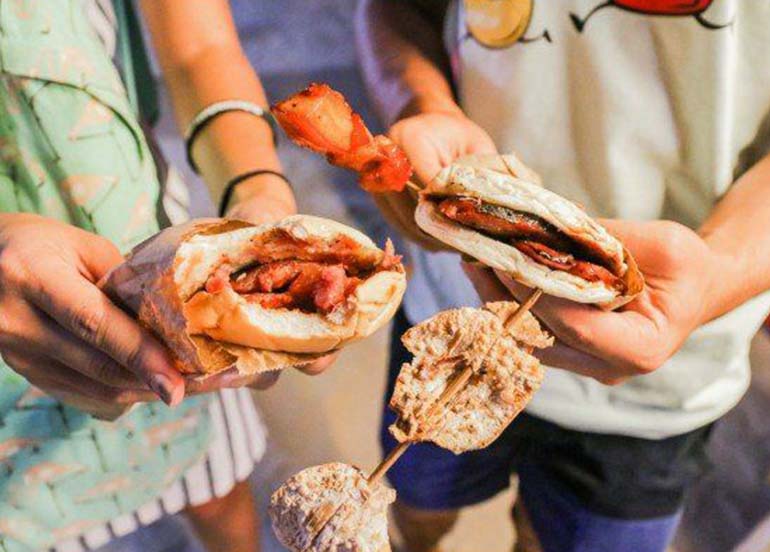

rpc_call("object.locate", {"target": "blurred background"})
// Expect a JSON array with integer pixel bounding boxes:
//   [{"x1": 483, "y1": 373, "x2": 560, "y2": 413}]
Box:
[{"x1": 124, "y1": 1, "x2": 770, "y2": 550}]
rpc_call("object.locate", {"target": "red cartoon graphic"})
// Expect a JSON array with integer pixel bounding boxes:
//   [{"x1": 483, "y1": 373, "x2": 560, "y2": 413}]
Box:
[{"x1": 570, "y1": 0, "x2": 732, "y2": 31}]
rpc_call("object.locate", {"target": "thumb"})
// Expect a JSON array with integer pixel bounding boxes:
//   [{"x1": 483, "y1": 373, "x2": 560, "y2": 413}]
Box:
[
  {"x1": 76, "y1": 230, "x2": 125, "y2": 282},
  {"x1": 596, "y1": 219, "x2": 674, "y2": 271},
  {"x1": 410, "y1": 155, "x2": 443, "y2": 188}
]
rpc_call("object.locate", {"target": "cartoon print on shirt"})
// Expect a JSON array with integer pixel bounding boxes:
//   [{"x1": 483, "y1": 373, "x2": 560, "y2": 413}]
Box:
[
  {"x1": 462, "y1": 0, "x2": 551, "y2": 49},
  {"x1": 570, "y1": 0, "x2": 733, "y2": 32}
]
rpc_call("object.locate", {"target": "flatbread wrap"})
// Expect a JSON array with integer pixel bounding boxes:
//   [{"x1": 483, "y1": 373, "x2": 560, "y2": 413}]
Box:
[{"x1": 416, "y1": 155, "x2": 644, "y2": 309}]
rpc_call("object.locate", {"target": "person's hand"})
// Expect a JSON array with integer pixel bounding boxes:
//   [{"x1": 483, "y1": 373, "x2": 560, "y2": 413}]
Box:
[
  {"x1": 221, "y1": 173, "x2": 339, "y2": 387},
  {"x1": 0, "y1": 213, "x2": 184, "y2": 410},
  {"x1": 375, "y1": 110, "x2": 498, "y2": 251},
  {"x1": 224, "y1": 172, "x2": 297, "y2": 225},
  {"x1": 463, "y1": 219, "x2": 722, "y2": 385},
  {"x1": 389, "y1": 110, "x2": 497, "y2": 185}
]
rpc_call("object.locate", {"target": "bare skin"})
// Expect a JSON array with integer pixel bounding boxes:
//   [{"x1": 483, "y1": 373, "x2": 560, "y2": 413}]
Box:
[
  {"x1": 185, "y1": 480, "x2": 260, "y2": 552},
  {"x1": 0, "y1": 1, "x2": 336, "y2": 550},
  {"x1": 0, "y1": 214, "x2": 178, "y2": 406},
  {"x1": 356, "y1": 0, "x2": 770, "y2": 548},
  {"x1": 393, "y1": 503, "x2": 458, "y2": 552},
  {"x1": 141, "y1": 3, "x2": 336, "y2": 549}
]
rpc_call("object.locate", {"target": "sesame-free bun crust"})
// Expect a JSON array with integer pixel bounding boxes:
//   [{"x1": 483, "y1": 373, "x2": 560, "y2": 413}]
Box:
[
  {"x1": 416, "y1": 161, "x2": 643, "y2": 309},
  {"x1": 180, "y1": 215, "x2": 406, "y2": 354}
]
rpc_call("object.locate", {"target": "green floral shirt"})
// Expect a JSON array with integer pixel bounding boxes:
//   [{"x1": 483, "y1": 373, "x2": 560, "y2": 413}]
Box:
[{"x1": 0, "y1": 1, "x2": 210, "y2": 549}]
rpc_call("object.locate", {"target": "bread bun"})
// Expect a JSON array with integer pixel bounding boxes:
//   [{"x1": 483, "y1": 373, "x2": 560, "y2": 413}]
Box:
[
  {"x1": 102, "y1": 217, "x2": 404, "y2": 376},
  {"x1": 180, "y1": 215, "x2": 406, "y2": 354}
]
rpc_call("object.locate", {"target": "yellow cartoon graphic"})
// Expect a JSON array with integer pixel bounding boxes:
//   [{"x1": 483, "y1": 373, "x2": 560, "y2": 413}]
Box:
[{"x1": 464, "y1": 0, "x2": 549, "y2": 48}]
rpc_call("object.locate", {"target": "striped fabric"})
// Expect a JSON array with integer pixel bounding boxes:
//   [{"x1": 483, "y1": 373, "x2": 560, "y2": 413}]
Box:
[
  {"x1": 52, "y1": 388, "x2": 267, "y2": 552},
  {"x1": 0, "y1": 4, "x2": 269, "y2": 548}
]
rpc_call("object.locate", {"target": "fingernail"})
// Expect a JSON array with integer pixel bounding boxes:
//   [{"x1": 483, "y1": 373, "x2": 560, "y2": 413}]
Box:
[
  {"x1": 216, "y1": 372, "x2": 243, "y2": 388},
  {"x1": 148, "y1": 373, "x2": 182, "y2": 407}
]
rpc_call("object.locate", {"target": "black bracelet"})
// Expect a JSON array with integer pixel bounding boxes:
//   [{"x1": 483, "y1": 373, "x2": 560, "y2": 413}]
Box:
[
  {"x1": 184, "y1": 100, "x2": 280, "y2": 175},
  {"x1": 219, "y1": 169, "x2": 293, "y2": 217}
]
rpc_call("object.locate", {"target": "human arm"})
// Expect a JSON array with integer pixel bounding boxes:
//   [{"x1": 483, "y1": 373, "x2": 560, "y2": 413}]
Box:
[
  {"x1": 140, "y1": 0, "x2": 293, "y2": 222},
  {"x1": 356, "y1": 0, "x2": 495, "y2": 181},
  {"x1": 355, "y1": 0, "x2": 496, "y2": 249},
  {"x1": 141, "y1": 1, "x2": 335, "y2": 380}
]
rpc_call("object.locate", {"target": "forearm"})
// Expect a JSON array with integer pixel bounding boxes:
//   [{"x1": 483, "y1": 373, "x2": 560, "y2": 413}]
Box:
[
  {"x1": 355, "y1": 0, "x2": 461, "y2": 125},
  {"x1": 698, "y1": 153, "x2": 770, "y2": 321},
  {"x1": 140, "y1": 0, "x2": 292, "y2": 211}
]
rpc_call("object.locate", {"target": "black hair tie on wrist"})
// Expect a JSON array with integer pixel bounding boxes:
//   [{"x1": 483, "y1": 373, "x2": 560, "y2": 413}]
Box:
[{"x1": 219, "y1": 169, "x2": 293, "y2": 217}]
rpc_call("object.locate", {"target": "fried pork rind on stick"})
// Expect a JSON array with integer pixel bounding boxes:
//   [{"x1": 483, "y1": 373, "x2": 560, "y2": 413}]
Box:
[
  {"x1": 269, "y1": 463, "x2": 396, "y2": 552},
  {"x1": 271, "y1": 83, "x2": 413, "y2": 193},
  {"x1": 101, "y1": 216, "x2": 405, "y2": 377},
  {"x1": 389, "y1": 302, "x2": 552, "y2": 454}
]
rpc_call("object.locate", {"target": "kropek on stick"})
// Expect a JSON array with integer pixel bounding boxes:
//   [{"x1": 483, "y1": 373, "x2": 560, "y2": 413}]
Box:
[
  {"x1": 271, "y1": 82, "x2": 413, "y2": 193},
  {"x1": 368, "y1": 289, "x2": 549, "y2": 484},
  {"x1": 269, "y1": 462, "x2": 395, "y2": 552}
]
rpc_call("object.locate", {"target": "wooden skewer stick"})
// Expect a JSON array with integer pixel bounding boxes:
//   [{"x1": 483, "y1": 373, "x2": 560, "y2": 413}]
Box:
[
  {"x1": 405, "y1": 180, "x2": 423, "y2": 193},
  {"x1": 368, "y1": 287, "x2": 543, "y2": 485}
]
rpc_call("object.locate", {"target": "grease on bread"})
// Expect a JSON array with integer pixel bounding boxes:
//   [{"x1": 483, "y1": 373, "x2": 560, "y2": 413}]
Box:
[{"x1": 180, "y1": 215, "x2": 406, "y2": 354}]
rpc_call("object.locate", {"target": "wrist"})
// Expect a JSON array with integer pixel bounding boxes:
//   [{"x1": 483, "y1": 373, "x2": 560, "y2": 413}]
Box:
[
  {"x1": 396, "y1": 93, "x2": 464, "y2": 121},
  {"x1": 697, "y1": 235, "x2": 743, "y2": 325},
  {"x1": 225, "y1": 172, "x2": 296, "y2": 218}
]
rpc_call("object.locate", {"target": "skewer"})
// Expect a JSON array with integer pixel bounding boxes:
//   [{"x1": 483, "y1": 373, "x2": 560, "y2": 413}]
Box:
[
  {"x1": 368, "y1": 287, "x2": 543, "y2": 484},
  {"x1": 406, "y1": 180, "x2": 422, "y2": 193}
]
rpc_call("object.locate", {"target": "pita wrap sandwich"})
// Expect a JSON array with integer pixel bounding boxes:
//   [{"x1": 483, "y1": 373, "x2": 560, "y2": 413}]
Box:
[
  {"x1": 415, "y1": 154, "x2": 644, "y2": 309},
  {"x1": 102, "y1": 215, "x2": 406, "y2": 377}
]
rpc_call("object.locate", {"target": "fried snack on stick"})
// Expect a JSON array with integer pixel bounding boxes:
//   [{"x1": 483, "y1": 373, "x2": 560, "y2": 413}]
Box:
[
  {"x1": 101, "y1": 216, "x2": 406, "y2": 378},
  {"x1": 389, "y1": 301, "x2": 552, "y2": 454},
  {"x1": 271, "y1": 83, "x2": 413, "y2": 193},
  {"x1": 269, "y1": 462, "x2": 396, "y2": 552}
]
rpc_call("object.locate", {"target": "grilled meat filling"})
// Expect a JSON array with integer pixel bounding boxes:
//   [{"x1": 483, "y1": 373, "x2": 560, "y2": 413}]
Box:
[
  {"x1": 203, "y1": 234, "x2": 402, "y2": 314},
  {"x1": 437, "y1": 197, "x2": 623, "y2": 289}
]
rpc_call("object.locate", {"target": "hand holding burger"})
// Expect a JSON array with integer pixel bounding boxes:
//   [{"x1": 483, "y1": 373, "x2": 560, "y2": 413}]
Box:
[{"x1": 466, "y1": 218, "x2": 721, "y2": 385}]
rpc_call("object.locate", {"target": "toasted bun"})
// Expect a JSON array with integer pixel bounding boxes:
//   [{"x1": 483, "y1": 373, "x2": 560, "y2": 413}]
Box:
[
  {"x1": 416, "y1": 162, "x2": 644, "y2": 309},
  {"x1": 269, "y1": 462, "x2": 395, "y2": 552},
  {"x1": 180, "y1": 215, "x2": 406, "y2": 354},
  {"x1": 389, "y1": 302, "x2": 551, "y2": 453}
]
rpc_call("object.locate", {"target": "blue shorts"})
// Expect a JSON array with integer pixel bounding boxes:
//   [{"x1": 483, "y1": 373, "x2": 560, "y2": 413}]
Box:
[{"x1": 381, "y1": 310, "x2": 713, "y2": 552}]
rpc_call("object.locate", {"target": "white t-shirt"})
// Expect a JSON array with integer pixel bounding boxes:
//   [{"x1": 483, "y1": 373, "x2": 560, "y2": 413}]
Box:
[{"x1": 404, "y1": 0, "x2": 770, "y2": 439}]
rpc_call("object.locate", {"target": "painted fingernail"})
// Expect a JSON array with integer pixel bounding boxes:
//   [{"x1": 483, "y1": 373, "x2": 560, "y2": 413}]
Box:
[
  {"x1": 219, "y1": 372, "x2": 245, "y2": 388},
  {"x1": 148, "y1": 374, "x2": 181, "y2": 407}
]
